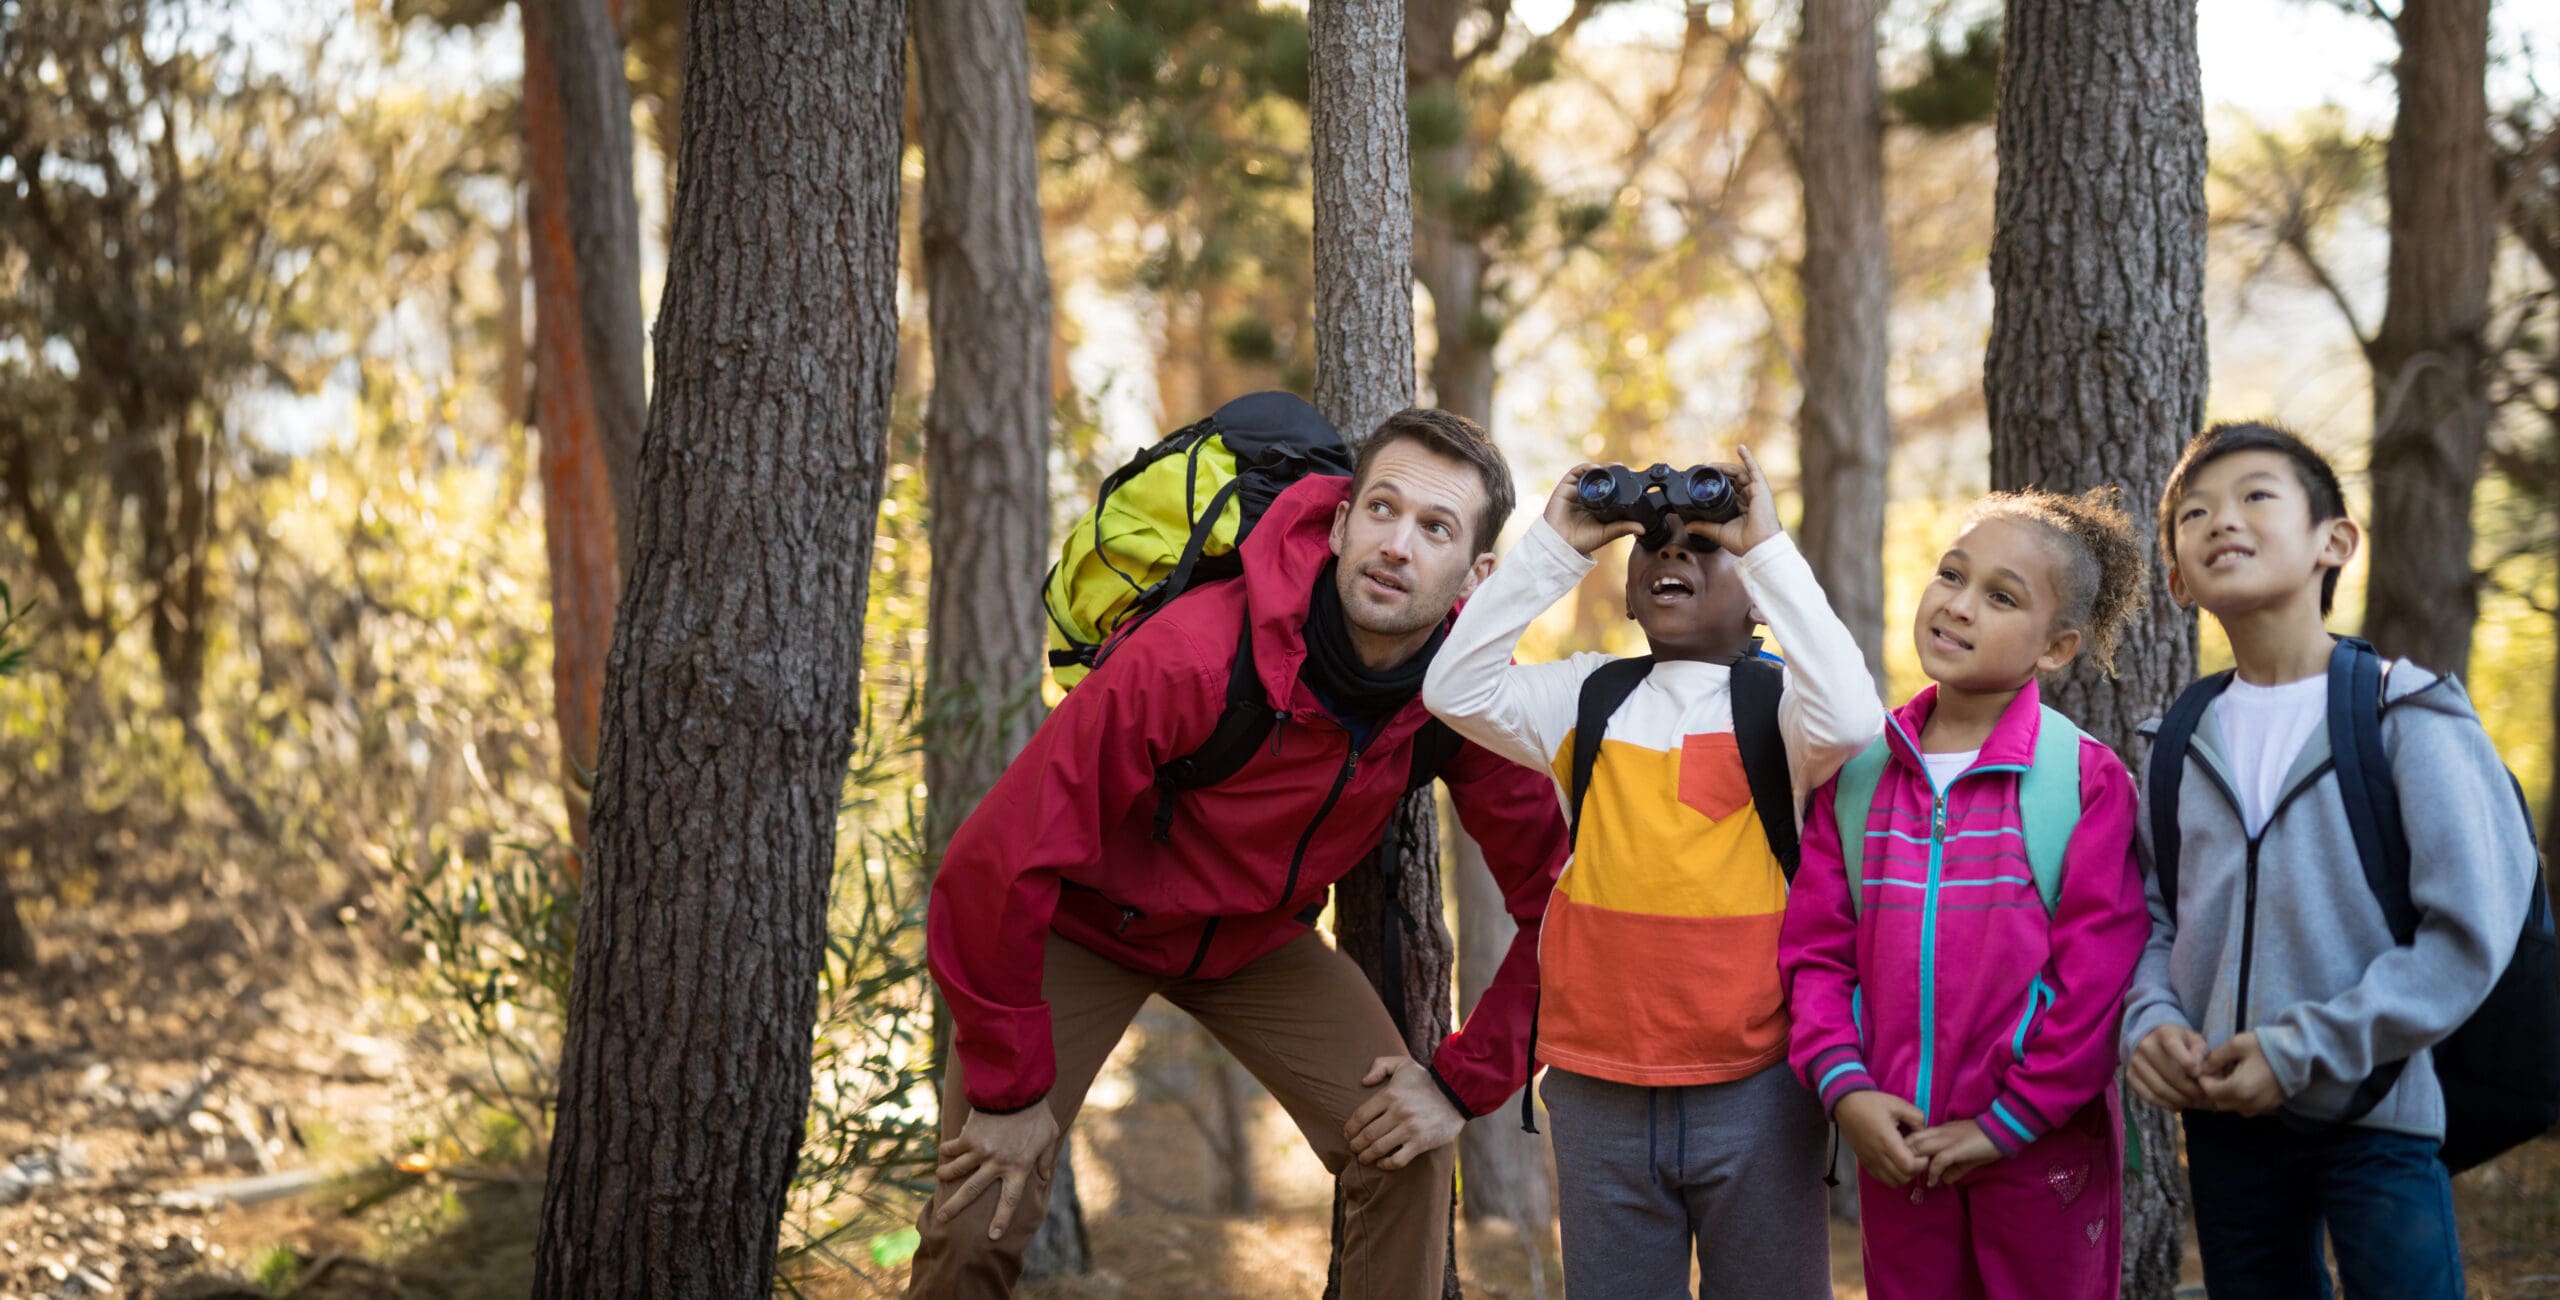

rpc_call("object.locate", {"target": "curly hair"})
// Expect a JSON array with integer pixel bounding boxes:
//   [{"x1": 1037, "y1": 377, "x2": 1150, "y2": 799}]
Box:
[{"x1": 1963, "y1": 486, "x2": 2150, "y2": 677}]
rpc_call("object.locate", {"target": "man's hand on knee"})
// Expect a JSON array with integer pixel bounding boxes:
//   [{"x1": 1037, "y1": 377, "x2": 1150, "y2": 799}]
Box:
[
  {"x1": 1345, "y1": 1057, "x2": 1464, "y2": 1171},
  {"x1": 933, "y1": 1105, "x2": 1060, "y2": 1239}
]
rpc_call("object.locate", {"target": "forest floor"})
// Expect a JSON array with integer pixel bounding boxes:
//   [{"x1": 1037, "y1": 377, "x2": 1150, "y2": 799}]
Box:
[{"x1": 1, "y1": 845, "x2": 2556, "y2": 1299}]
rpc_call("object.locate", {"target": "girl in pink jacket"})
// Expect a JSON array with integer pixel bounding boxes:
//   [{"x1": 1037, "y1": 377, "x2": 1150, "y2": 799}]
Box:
[{"x1": 1778, "y1": 489, "x2": 2153, "y2": 1300}]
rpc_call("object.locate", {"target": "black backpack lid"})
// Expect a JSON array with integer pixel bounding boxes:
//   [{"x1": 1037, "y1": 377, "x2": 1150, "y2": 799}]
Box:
[{"x1": 1208, "y1": 391, "x2": 1355, "y2": 471}]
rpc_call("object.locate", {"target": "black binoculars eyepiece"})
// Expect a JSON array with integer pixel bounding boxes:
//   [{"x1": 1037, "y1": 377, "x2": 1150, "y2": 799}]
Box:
[{"x1": 1571, "y1": 463, "x2": 1741, "y2": 548}]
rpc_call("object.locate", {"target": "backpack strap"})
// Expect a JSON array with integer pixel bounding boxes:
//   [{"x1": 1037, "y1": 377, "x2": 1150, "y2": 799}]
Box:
[
  {"x1": 2147, "y1": 669, "x2": 2234, "y2": 926},
  {"x1": 1153, "y1": 615, "x2": 1278, "y2": 842},
  {"x1": 2020, "y1": 705, "x2": 2090, "y2": 914},
  {"x1": 1569, "y1": 657, "x2": 1656, "y2": 850},
  {"x1": 2330, "y1": 637, "x2": 2414, "y2": 941},
  {"x1": 1831, "y1": 738, "x2": 1891, "y2": 916},
  {"x1": 2328, "y1": 636, "x2": 2415, "y2": 1123},
  {"x1": 1731, "y1": 655, "x2": 1801, "y2": 880}
]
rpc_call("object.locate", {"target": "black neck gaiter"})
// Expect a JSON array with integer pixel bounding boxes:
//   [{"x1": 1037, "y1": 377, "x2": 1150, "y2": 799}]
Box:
[{"x1": 1298, "y1": 561, "x2": 1446, "y2": 719}]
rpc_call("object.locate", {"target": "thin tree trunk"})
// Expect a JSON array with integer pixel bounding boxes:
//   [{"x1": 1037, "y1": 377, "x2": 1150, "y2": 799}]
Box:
[
  {"x1": 2363, "y1": 0, "x2": 2494, "y2": 677},
  {"x1": 523, "y1": 0, "x2": 624, "y2": 864},
  {"x1": 536, "y1": 0, "x2": 648, "y2": 559},
  {"x1": 914, "y1": 0, "x2": 1083, "y2": 1277},
  {"x1": 1310, "y1": 0, "x2": 1415, "y2": 448},
  {"x1": 1985, "y1": 3, "x2": 2205, "y2": 1297},
  {"x1": 1793, "y1": 0, "x2": 1890, "y2": 692},
  {"x1": 1310, "y1": 5, "x2": 1456, "y2": 1293},
  {"x1": 529, "y1": 0, "x2": 905, "y2": 1289}
]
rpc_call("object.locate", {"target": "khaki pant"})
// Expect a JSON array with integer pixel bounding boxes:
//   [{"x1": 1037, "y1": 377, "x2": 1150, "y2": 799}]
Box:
[{"x1": 906, "y1": 931, "x2": 1456, "y2": 1298}]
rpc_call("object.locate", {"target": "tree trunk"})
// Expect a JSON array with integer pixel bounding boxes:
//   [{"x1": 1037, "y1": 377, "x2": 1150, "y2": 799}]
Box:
[
  {"x1": 1310, "y1": 5, "x2": 1456, "y2": 1293},
  {"x1": 529, "y1": 0, "x2": 905, "y2": 1290},
  {"x1": 914, "y1": 0, "x2": 1082, "y2": 1277},
  {"x1": 1792, "y1": 0, "x2": 1890, "y2": 692},
  {"x1": 534, "y1": 0, "x2": 651, "y2": 565},
  {"x1": 1310, "y1": 0, "x2": 1416, "y2": 448},
  {"x1": 1985, "y1": 3, "x2": 2205, "y2": 1297},
  {"x1": 523, "y1": 0, "x2": 625, "y2": 864},
  {"x1": 2363, "y1": 0, "x2": 2494, "y2": 677}
]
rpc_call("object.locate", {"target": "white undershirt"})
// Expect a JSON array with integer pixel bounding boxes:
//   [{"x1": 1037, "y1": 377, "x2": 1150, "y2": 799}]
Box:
[
  {"x1": 2218, "y1": 674, "x2": 2327, "y2": 835},
  {"x1": 1921, "y1": 748, "x2": 1980, "y2": 793}
]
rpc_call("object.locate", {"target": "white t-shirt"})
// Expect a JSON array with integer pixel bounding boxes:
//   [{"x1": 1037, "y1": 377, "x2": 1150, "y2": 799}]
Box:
[
  {"x1": 1921, "y1": 748, "x2": 1980, "y2": 793},
  {"x1": 2218, "y1": 674, "x2": 2327, "y2": 835}
]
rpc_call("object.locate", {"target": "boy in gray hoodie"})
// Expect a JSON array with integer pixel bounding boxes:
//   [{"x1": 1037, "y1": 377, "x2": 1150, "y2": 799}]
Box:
[{"x1": 2122, "y1": 422, "x2": 2538, "y2": 1298}]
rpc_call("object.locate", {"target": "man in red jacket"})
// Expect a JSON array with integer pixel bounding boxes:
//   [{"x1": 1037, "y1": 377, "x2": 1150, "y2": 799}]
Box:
[{"x1": 910, "y1": 409, "x2": 1571, "y2": 1297}]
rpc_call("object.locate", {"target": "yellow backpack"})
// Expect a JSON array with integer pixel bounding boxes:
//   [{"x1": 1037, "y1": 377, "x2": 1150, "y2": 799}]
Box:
[{"x1": 1044, "y1": 392, "x2": 1354, "y2": 689}]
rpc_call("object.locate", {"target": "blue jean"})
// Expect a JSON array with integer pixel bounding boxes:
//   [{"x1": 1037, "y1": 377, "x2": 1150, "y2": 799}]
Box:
[{"x1": 2181, "y1": 1110, "x2": 2463, "y2": 1299}]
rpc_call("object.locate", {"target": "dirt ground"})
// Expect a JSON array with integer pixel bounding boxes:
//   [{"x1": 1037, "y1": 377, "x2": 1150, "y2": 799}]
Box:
[{"x1": 1, "y1": 859, "x2": 2555, "y2": 1299}]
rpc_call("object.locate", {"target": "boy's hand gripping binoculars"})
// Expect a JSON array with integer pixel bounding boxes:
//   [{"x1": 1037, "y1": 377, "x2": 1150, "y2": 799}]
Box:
[{"x1": 1572, "y1": 463, "x2": 1742, "y2": 550}]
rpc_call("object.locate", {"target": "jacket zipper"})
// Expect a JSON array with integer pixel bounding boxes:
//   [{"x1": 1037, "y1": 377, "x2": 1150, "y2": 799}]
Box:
[
  {"x1": 1277, "y1": 742, "x2": 1363, "y2": 908},
  {"x1": 1180, "y1": 918, "x2": 1221, "y2": 978},
  {"x1": 2229, "y1": 760, "x2": 2333, "y2": 1030}
]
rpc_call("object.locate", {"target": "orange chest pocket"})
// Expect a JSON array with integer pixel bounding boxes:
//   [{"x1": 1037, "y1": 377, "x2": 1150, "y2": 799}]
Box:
[{"x1": 1678, "y1": 732, "x2": 1753, "y2": 823}]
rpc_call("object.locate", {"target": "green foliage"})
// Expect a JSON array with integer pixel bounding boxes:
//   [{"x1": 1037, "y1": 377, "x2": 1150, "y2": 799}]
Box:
[
  {"x1": 0, "y1": 582, "x2": 27, "y2": 679},
  {"x1": 1889, "y1": 20, "x2": 2001, "y2": 132},
  {"x1": 248, "y1": 1244, "x2": 301, "y2": 1295}
]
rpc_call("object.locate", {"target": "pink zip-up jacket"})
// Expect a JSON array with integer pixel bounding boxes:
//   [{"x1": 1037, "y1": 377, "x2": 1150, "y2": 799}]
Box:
[{"x1": 1778, "y1": 682, "x2": 2148, "y2": 1157}]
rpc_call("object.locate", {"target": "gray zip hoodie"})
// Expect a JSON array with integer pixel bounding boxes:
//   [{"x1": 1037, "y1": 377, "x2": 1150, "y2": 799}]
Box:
[{"x1": 2119, "y1": 661, "x2": 2538, "y2": 1138}]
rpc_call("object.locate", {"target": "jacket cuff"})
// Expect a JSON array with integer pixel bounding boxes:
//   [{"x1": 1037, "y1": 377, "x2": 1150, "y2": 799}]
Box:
[
  {"x1": 1427, "y1": 1064, "x2": 1479, "y2": 1119},
  {"x1": 2252, "y1": 1021, "x2": 2312, "y2": 1101},
  {"x1": 1807, "y1": 1046, "x2": 1879, "y2": 1115},
  {"x1": 1978, "y1": 1092, "x2": 2053, "y2": 1157},
  {"x1": 2118, "y1": 999, "x2": 2188, "y2": 1066},
  {"x1": 968, "y1": 1092, "x2": 1049, "y2": 1117}
]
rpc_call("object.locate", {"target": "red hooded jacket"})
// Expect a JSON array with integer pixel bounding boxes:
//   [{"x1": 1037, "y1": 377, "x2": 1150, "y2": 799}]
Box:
[{"x1": 928, "y1": 476, "x2": 1570, "y2": 1119}]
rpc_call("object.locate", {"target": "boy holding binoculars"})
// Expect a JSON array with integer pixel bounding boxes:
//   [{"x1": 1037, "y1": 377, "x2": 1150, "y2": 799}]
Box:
[{"x1": 1423, "y1": 446, "x2": 1884, "y2": 1298}]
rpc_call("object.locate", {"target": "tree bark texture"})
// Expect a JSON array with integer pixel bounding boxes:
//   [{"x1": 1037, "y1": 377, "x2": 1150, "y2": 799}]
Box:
[
  {"x1": 529, "y1": 0, "x2": 906, "y2": 1291},
  {"x1": 1985, "y1": 4, "x2": 2204, "y2": 1296},
  {"x1": 1310, "y1": 6, "x2": 1453, "y2": 1291},
  {"x1": 914, "y1": 0, "x2": 1082, "y2": 1277},
  {"x1": 522, "y1": 0, "x2": 625, "y2": 863},
  {"x1": 534, "y1": 0, "x2": 651, "y2": 565},
  {"x1": 1793, "y1": 0, "x2": 1891, "y2": 693},
  {"x1": 1310, "y1": 0, "x2": 1416, "y2": 447},
  {"x1": 2363, "y1": 0, "x2": 2494, "y2": 677},
  {"x1": 914, "y1": 0, "x2": 1054, "y2": 856}
]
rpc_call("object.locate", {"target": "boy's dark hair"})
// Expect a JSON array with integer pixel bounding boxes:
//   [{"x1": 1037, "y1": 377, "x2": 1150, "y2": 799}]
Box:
[
  {"x1": 2159, "y1": 421, "x2": 2350, "y2": 614},
  {"x1": 1353, "y1": 408, "x2": 1516, "y2": 555},
  {"x1": 1965, "y1": 486, "x2": 2150, "y2": 677}
]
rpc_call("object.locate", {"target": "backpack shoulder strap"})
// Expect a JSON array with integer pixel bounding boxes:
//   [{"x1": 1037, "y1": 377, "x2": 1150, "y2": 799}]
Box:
[
  {"x1": 1829, "y1": 738, "x2": 1892, "y2": 916},
  {"x1": 1153, "y1": 614, "x2": 1277, "y2": 841},
  {"x1": 1405, "y1": 717, "x2": 1464, "y2": 794},
  {"x1": 1731, "y1": 655, "x2": 1801, "y2": 880},
  {"x1": 2148, "y1": 669, "x2": 2234, "y2": 926},
  {"x1": 2327, "y1": 636, "x2": 2416, "y2": 1123},
  {"x1": 1569, "y1": 656, "x2": 1655, "y2": 851},
  {"x1": 2020, "y1": 706, "x2": 2090, "y2": 914},
  {"x1": 2329, "y1": 637, "x2": 2415, "y2": 942}
]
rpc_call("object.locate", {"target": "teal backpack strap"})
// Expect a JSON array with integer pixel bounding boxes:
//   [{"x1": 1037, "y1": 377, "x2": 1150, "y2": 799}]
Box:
[
  {"x1": 1830, "y1": 737, "x2": 1892, "y2": 916},
  {"x1": 2018, "y1": 705, "x2": 2089, "y2": 915}
]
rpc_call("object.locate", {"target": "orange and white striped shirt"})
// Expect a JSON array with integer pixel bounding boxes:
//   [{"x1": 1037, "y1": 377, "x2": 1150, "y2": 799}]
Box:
[{"x1": 1424, "y1": 520, "x2": 1883, "y2": 1086}]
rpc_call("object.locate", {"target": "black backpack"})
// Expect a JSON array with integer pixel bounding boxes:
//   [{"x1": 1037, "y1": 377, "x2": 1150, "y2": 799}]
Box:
[
  {"x1": 2148, "y1": 636, "x2": 2560, "y2": 1172},
  {"x1": 1566, "y1": 648, "x2": 1800, "y2": 876}
]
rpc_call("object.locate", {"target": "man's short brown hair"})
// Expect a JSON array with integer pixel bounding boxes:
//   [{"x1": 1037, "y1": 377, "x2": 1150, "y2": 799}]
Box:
[{"x1": 1350, "y1": 408, "x2": 1516, "y2": 555}]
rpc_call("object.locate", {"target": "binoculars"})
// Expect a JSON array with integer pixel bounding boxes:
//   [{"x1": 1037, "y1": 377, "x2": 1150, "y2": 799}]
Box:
[{"x1": 1573, "y1": 463, "x2": 1742, "y2": 549}]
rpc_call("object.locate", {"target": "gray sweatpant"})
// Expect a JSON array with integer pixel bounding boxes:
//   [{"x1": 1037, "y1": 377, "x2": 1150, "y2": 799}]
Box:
[{"x1": 1541, "y1": 1062, "x2": 1832, "y2": 1299}]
